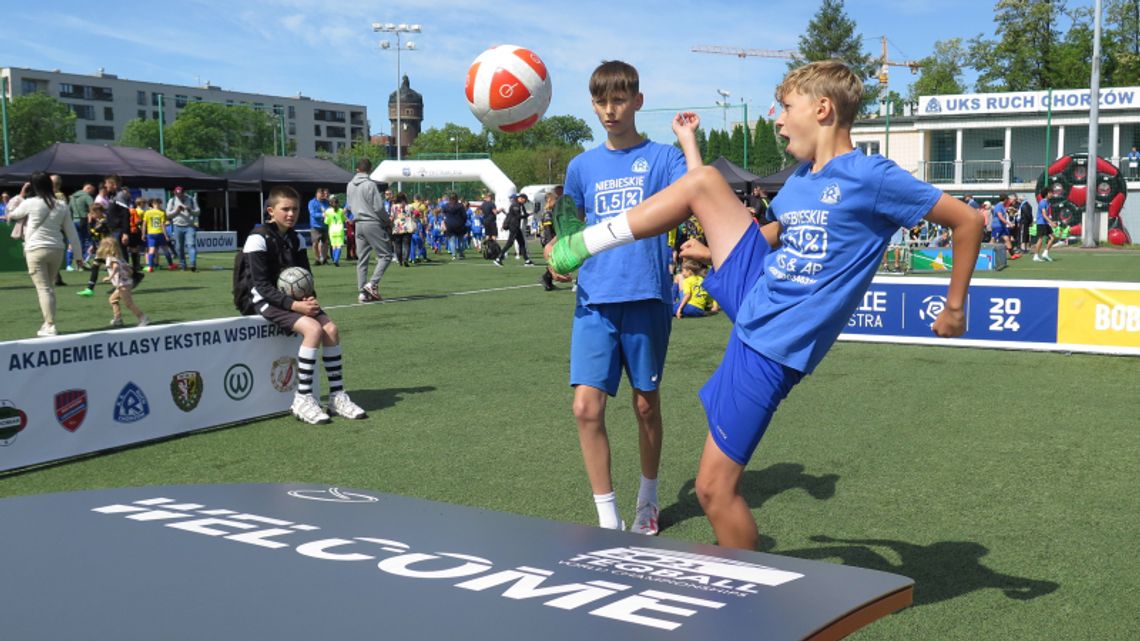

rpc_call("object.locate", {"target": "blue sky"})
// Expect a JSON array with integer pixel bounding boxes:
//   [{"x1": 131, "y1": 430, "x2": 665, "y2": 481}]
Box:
[{"x1": 4, "y1": 0, "x2": 1009, "y2": 144}]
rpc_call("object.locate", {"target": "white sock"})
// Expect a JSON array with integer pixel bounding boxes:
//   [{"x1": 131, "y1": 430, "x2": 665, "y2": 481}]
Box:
[
  {"x1": 582, "y1": 212, "x2": 635, "y2": 255},
  {"x1": 593, "y1": 491, "x2": 622, "y2": 529},
  {"x1": 637, "y1": 475, "x2": 658, "y2": 507}
]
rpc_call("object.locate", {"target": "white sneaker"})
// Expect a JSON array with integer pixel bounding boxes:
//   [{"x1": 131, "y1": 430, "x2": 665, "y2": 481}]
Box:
[
  {"x1": 1043, "y1": 254, "x2": 1053, "y2": 262},
  {"x1": 631, "y1": 502, "x2": 660, "y2": 536},
  {"x1": 327, "y1": 391, "x2": 367, "y2": 419},
  {"x1": 110, "y1": 317, "x2": 125, "y2": 327},
  {"x1": 292, "y1": 394, "x2": 330, "y2": 424},
  {"x1": 1033, "y1": 255, "x2": 1044, "y2": 262},
  {"x1": 36, "y1": 323, "x2": 58, "y2": 337},
  {"x1": 359, "y1": 282, "x2": 381, "y2": 302},
  {"x1": 137, "y1": 314, "x2": 150, "y2": 327}
]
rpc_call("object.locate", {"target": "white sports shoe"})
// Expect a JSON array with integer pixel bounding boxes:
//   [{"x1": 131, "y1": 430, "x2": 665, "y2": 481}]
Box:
[
  {"x1": 631, "y1": 502, "x2": 660, "y2": 536},
  {"x1": 292, "y1": 394, "x2": 330, "y2": 424},
  {"x1": 1033, "y1": 255, "x2": 1044, "y2": 262},
  {"x1": 327, "y1": 391, "x2": 367, "y2": 419},
  {"x1": 36, "y1": 323, "x2": 59, "y2": 337}
]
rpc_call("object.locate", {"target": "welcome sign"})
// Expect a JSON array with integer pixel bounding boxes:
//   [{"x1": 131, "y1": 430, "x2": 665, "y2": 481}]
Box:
[
  {"x1": 0, "y1": 484, "x2": 914, "y2": 641},
  {"x1": 917, "y1": 86, "x2": 1140, "y2": 117}
]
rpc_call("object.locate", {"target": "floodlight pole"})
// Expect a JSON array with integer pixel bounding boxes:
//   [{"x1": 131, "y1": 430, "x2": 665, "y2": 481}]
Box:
[
  {"x1": 1, "y1": 76, "x2": 10, "y2": 165},
  {"x1": 1083, "y1": 0, "x2": 1103, "y2": 247},
  {"x1": 373, "y1": 21, "x2": 421, "y2": 193}
]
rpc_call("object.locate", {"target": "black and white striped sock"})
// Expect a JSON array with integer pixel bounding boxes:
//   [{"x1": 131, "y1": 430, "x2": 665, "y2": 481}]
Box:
[
  {"x1": 297, "y1": 346, "x2": 318, "y2": 396},
  {"x1": 323, "y1": 345, "x2": 343, "y2": 395}
]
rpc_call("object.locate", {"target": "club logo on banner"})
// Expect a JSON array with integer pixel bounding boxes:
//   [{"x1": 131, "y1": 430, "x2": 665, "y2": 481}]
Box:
[
  {"x1": 113, "y1": 383, "x2": 150, "y2": 424},
  {"x1": 224, "y1": 364, "x2": 253, "y2": 400},
  {"x1": 170, "y1": 372, "x2": 204, "y2": 412},
  {"x1": 0, "y1": 400, "x2": 28, "y2": 445},
  {"x1": 53, "y1": 390, "x2": 87, "y2": 432},
  {"x1": 287, "y1": 488, "x2": 380, "y2": 503},
  {"x1": 270, "y1": 357, "x2": 298, "y2": 393}
]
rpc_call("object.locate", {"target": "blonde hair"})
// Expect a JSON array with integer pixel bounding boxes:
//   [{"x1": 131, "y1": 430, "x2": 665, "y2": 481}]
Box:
[
  {"x1": 544, "y1": 192, "x2": 557, "y2": 210},
  {"x1": 776, "y1": 60, "x2": 863, "y2": 128},
  {"x1": 95, "y1": 236, "x2": 122, "y2": 260}
]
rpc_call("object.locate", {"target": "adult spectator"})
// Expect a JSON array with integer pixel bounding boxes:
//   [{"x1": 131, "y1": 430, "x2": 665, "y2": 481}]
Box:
[
  {"x1": 1127, "y1": 146, "x2": 1140, "y2": 179},
  {"x1": 1017, "y1": 194, "x2": 1034, "y2": 253},
  {"x1": 745, "y1": 185, "x2": 769, "y2": 222},
  {"x1": 7, "y1": 172, "x2": 83, "y2": 337},
  {"x1": 103, "y1": 175, "x2": 144, "y2": 282},
  {"x1": 68, "y1": 183, "x2": 95, "y2": 263},
  {"x1": 479, "y1": 192, "x2": 499, "y2": 241},
  {"x1": 494, "y1": 193, "x2": 533, "y2": 266},
  {"x1": 346, "y1": 158, "x2": 392, "y2": 302},
  {"x1": 442, "y1": 191, "x2": 468, "y2": 260},
  {"x1": 166, "y1": 185, "x2": 200, "y2": 271},
  {"x1": 390, "y1": 192, "x2": 413, "y2": 267},
  {"x1": 0, "y1": 192, "x2": 9, "y2": 220},
  {"x1": 308, "y1": 187, "x2": 330, "y2": 265}
]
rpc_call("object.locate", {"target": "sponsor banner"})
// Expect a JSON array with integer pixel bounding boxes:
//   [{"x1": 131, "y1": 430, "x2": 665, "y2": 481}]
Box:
[
  {"x1": 909, "y1": 246, "x2": 1006, "y2": 272},
  {"x1": 1057, "y1": 287, "x2": 1140, "y2": 348},
  {"x1": 917, "y1": 86, "x2": 1140, "y2": 117},
  {"x1": 194, "y1": 231, "x2": 238, "y2": 253},
  {"x1": 0, "y1": 484, "x2": 913, "y2": 640},
  {"x1": 0, "y1": 316, "x2": 300, "y2": 472},
  {"x1": 840, "y1": 277, "x2": 1140, "y2": 356}
]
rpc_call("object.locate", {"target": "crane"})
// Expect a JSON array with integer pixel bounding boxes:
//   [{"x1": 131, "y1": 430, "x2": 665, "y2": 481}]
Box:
[{"x1": 692, "y1": 38, "x2": 922, "y2": 88}]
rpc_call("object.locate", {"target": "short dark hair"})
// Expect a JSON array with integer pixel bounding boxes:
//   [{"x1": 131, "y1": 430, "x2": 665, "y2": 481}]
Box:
[
  {"x1": 267, "y1": 185, "x2": 300, "y2": 209},
  {"x1": 356, "y1": 158, "x2": 372, "y2": 173},
  {"x1": 589, "y1": 60, "x2": 639, "y2": 99}
]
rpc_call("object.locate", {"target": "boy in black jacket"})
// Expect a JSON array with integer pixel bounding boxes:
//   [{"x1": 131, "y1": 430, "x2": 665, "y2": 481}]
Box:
[{"x1": 242, "y1": 185, "x2": 366, "y2": 425}]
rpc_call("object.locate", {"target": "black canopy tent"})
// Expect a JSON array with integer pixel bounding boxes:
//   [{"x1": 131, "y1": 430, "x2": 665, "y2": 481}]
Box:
[
  {"x1": 0, "y1": 143, "x2": 225, "y2": 190},
  {"x1": 753, "y1": 163, "x2": 800, "y2": 193},
  {"x1": 222, "y1": 155, "x2": 356, "y2": 237},
  {"x1": 709, "y1": 156, "x2": 764, "y2": 193}
]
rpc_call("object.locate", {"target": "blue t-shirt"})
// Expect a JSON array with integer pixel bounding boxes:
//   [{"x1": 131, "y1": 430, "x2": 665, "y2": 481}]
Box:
[
  {"x1": 1035, "y1": 198, "x2": 1051, "y2": 225},
  {"x1": 308, "y1": 198, "x2": 327, "y2": 229},
  {"x1": 565, "y1": 139, "x2": 686, "y2": 305},
  {"x1": 991, "y1": 203, "x2": 1008, "y2": 231},
  {"x1": 735, "y1": 151, "x2": 940, "y2": 374}
]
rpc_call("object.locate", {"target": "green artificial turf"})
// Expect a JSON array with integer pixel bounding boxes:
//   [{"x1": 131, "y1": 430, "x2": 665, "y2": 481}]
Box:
[{"x1": 0, "y1": 243, "x2": 1136, "y2": 640}]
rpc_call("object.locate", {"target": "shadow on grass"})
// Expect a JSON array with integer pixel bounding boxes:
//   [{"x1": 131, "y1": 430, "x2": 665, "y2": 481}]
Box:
[
  {"x1": 769, "y1": 535, "x2": 1060, "y2": 607},
  {"x1": 659, "y1": 462, "x2": 839, "y2": 533},
  {"x1": 350, "y1": 386, "x2": 436, "y2": 412}
]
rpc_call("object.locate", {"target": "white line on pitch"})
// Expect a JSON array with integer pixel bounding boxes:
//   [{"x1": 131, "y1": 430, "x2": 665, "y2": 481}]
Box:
[{"x1": 324, "y1": 283, "x2": 543, "y2": 310}]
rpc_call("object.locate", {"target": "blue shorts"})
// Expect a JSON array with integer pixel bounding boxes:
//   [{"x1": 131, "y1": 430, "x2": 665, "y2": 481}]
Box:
[
  {"x1": 698, "y1": 223, "x2": 804, "y2": 464},
  {"x1": 674, "y1": 303, "x2": 706, "y2": 317},
  {"x1": 146, "y1": 233, "x2": 167, "y2": 248},
  {"x1": 570, "y1": 300, "x2": 671, "y2": 396}
]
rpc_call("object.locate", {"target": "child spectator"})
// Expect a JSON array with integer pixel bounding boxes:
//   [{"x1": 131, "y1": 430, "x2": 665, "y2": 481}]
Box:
[
  {"x1": 324, "y1": 196, "x2": 347, "y2": 267},
  {"x1": 96, "y1": 237, "x2": 149, "y2": 328},
  {"x1": 674, "y1": 259, "x2": 716, "y2": 318},
  {"x1": 241, "y1": 185, "x2": 366, "y2": 425},
  {"x1": 143, "y1": 198, "x2": 176, "y2": 272}
]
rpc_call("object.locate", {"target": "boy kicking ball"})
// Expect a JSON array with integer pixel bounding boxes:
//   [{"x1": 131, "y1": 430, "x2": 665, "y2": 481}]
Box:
[
  {"x1": 549, "y1": 60, "x2": 982, "y2": 549},
  {"x1": 242, "y1": 185, "x2": 367, "y2": 425}
]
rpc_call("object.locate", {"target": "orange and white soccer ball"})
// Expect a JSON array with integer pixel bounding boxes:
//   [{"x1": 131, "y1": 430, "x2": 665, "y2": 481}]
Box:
[{"x1": 465, "y1": 44, "x2": 552, "y2": 133}]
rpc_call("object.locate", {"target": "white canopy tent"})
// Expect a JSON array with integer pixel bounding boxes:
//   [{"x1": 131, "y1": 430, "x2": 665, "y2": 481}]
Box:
[{"x1": 371, "y1": 159, "x2": 517, "y2": 211}]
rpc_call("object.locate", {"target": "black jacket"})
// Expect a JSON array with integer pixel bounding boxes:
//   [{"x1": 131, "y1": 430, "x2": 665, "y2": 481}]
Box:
[{"x1": 246, "y1": 223, "x2": 311, "y2": 312}]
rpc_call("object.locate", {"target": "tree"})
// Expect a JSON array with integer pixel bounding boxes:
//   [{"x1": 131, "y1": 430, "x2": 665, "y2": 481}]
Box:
[
  {"x1": 752, "y1": 119, "x2": 785, "y2": 175},
  {"x1": 1103, "y1": 0, "x2": 1140, "y2": 85},
  {"x1": 118, "y1": 118, "x2": 161, "y2": 150},
  {"x1": 791, "y1": 0, "x2": 878, "y2": 112},
  {"x1": 909, "y1": 39, "x2": 968, "y2": 103},
  {"x1": 163, "y1": 103, "x2": 277, "y2": 164},
  {"x1": 6, "y1": 92, "x2": 76, "y2": 161},
  {"x1": 485, "y1": 115, "x2": 593, "y2": 152},
  {"x1": 969, "y1": 0, "x2": 1065, "y2": 92},
  {"x1": 407, "y1": 123, "x2": 486, "y2": 157}
]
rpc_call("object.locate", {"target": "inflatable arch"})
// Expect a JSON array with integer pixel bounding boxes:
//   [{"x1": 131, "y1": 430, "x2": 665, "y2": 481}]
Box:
[{"x1": 371, "y1": 159, "x2": 517, "y2": 211}]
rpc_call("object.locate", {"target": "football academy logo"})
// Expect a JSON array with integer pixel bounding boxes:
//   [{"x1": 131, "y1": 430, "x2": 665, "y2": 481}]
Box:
[
  {"x1": 114, "y1": 383, "x2": 150, "y2": 424},
  {"x1": 224, "y1": 364, "x2": 254, "y2": 401},
  {"x1": 287, "y1": 488, "x2": 380, "y2": 503},
  {"x1": 54, "y1": 389, "x2": 88, "y2": 432},
  {"x1": 924, "y1": 97, "x2": 942, "y2": 114},
  {"x1": 170, "y1": 371, "x2": 204, "y2": 412},
  {"x1": 270, "y1": 357, "x2": 298, "y2": 393},
  {"x1": 820, "y1": 182, "x2": 842, "y2": 205},
  {"x1": 918, "y1": 295, "x2": 947, "y2": 325},
  {"x1": 631, "y1": 157, "x2": 650, "y2": 174},
  {"x1": 0, "y1": 400, "x2": 28, "y2": 446}
]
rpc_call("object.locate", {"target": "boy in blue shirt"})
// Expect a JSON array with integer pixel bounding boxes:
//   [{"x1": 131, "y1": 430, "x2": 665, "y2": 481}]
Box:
[
  {"x1": 560, "y1": 60, "x2": 702, "y2": 536},
  {"x1": 1033, "y1": 187, "x2": 1056, "y2": 262},
  {"x1": 550, "y1": 60, "x2": 981, "y2": 549}
]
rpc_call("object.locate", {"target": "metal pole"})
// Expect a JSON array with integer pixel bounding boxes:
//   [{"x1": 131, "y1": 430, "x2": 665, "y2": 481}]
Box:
[
  {"x1": 1084, "y1": 0, "x2": 1103, "y2": 248},
  {"x1": 395, "y1": 32, "x2": 402, "y2": 192},
  {"x1": 742, "y1": 101, "x2": 749, "y2": 168},
  {"x1": 158, "y1": 93, "x2": 165, "y2": 155},
  {"x1": 1044, "y1": 88, "x2": 1053, "y2": 181},
  {"x1": 885, "y1": 100, "x2": 891, "y2": 158},
  {"x1": 1, "y1": 76, "x2": 10, "y2": 165}
]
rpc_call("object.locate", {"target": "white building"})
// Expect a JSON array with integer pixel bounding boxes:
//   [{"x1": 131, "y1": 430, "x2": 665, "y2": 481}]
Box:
[
  {"x1": 852, "y1": 86, "x2": 1140, "y2": 237},
  {"x1": 1, "y1": 67, "x2": 369, "y2": 158}
]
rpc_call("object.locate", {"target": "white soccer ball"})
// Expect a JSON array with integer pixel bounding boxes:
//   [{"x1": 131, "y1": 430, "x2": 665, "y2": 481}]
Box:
[
  {"x1": 277, "y1": 266, "x2": 314, "y2": 300},
  {"x1": 465, "y1": 44, "x2": 552, "y2": 133}
]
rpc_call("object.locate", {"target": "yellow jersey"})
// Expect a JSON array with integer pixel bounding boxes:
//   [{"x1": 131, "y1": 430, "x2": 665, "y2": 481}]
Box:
[
  {"x1": 681, "y1": 274, "x2": 711, "y2": 311},
  {"x1": 143, "y1": 208, "x2": 167, "y2": 235}
]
